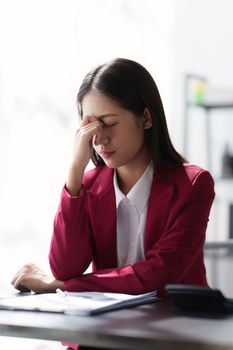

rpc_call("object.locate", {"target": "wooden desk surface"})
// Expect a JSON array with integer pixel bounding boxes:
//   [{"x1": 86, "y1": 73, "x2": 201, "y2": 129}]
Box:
[{"x1": 1, "y1": 298, "x2": 233, "y2": 350}]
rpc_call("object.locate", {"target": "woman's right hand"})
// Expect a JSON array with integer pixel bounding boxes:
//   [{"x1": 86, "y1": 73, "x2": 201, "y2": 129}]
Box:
[{"x1": 66, "y1": 116, "x2": 103, "y2": 196}]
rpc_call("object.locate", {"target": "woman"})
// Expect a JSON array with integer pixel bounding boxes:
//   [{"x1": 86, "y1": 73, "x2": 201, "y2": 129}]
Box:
[{"x1": 12, "y1": 58, "x2": 215, "y2": 298}]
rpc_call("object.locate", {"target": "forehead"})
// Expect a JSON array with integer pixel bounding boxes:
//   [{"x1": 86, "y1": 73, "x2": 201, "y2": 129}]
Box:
[{"x1": 82, "y1": 90, "x2": 122, "y2": 117}]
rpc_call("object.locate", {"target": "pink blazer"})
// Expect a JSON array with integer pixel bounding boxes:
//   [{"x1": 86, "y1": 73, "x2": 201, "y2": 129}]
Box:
[{"x1": 49, "y1": 164, "x2": 215, "y2": 296}]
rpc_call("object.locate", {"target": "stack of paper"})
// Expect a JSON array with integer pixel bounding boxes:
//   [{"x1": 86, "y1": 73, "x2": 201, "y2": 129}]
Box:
[{"x1": 0, "y1": 290, "x2": 158, "y2": 316}]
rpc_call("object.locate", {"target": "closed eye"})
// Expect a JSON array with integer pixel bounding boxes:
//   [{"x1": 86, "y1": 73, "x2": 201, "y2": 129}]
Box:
[{"x1": 102, "y1": 122, "x2": 117, "y2": 128}]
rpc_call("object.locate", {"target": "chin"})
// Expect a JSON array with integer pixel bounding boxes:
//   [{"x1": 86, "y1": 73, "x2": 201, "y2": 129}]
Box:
[
  {"x1": 103, "y1": 159, "x2": 129, "y2": 170},
  {"x1": 102, "y1": 159, "x2": 121, "y2": 169}
]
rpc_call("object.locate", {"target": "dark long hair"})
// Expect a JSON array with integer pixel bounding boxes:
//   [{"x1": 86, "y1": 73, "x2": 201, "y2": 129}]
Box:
[{"x1": 77, "y1": 58, "x2": 186, "y2": 174}]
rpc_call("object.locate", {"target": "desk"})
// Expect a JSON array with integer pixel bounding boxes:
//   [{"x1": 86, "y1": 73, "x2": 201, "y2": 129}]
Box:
[{"x1": 1, "y1": 299, "x2": 233, "y2": 350}]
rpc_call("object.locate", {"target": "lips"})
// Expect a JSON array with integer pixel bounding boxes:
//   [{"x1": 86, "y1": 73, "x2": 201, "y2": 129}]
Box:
[{"x1": 99, "y1": 150, "x2": 115, "y2": 158}]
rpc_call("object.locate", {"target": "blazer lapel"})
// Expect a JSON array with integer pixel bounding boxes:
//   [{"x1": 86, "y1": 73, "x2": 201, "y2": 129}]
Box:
[
  {"x1": 144, "y1": 171, "x2": 175, "y2": 252},
  {"x1": 87, "y1": 167, "x2": 117, "y2": 268}
]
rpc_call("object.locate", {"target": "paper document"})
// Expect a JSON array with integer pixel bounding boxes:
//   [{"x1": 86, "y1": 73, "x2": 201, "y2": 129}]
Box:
[{"x1": 0, "y1": 290, "x2": 158, "y2": 315}]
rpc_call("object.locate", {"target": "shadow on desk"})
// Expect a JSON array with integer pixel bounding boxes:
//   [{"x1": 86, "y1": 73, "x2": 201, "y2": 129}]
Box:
[{"x1": 176, "y1": 310, "x2": 232, "y2": 320}]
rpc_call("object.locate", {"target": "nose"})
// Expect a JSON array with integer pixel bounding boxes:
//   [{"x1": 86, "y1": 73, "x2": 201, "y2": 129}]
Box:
[{"x1": 94, "y1": 133, "x2": 109, "y2": 146}]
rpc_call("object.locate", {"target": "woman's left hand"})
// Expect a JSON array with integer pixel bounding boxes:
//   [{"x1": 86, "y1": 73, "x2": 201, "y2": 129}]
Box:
[{"x1": 11, "y1": 263, "x2": 64, "y2": 294}]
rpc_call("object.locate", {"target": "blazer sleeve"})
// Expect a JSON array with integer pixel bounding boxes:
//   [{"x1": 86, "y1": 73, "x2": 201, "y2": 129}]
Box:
[
  {"x1": 49, "y1": 186, "x2": 93, "y2": 280},
  {"x1": 61, "y1": 170, "x2": 215, "y2": 296}
]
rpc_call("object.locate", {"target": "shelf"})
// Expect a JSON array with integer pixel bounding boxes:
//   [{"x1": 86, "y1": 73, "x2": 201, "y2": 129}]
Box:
[
  {"x1": 187, "y1": 102, "x2": 233, "y2": 109},
  {"x1": 183, "y1": 74, "x2": 233, "y2": 173}
]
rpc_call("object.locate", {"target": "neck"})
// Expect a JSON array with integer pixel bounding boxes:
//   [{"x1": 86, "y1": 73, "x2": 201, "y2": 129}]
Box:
[{"x1": 116, "y1": 158, "x2": 151, "y2": 195}]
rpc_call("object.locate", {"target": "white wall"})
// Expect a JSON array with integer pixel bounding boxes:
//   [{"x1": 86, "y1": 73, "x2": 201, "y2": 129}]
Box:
[{"x1": 0, "y1": 0, "x2": 175, "y2": 282}]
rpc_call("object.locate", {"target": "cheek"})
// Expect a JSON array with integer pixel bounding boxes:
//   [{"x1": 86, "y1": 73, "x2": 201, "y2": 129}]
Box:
[
  {"x1": 112, "y1": 120, "x2": 144, "y2": 146},
  {"x1": 119, "y1": 128, "x2": 144, "y2": 151},
  {"x1": 129, "y1": 123, "x2": 145, "y2": 142}
]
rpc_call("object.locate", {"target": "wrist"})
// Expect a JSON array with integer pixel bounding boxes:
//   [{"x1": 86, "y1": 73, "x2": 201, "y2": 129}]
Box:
[
  {"x1": 66, "y1": 163, "x2": 86, "y2": 195},
  {"x1": 49, "y1": 279, "x2": 65, "y2": 292}
]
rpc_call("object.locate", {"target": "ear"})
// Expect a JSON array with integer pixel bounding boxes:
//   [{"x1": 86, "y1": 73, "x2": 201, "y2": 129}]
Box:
[{"x1": 142, "y1": 107, "x2": 152, "y2": 129}]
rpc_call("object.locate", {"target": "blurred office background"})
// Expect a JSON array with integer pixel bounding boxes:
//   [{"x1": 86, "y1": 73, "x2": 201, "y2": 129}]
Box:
[{"x1": 0, "y1": 1, "x2": 233, "y2": 347}]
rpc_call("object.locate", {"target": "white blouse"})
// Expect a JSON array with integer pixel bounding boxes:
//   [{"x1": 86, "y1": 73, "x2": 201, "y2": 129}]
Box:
[{"x1": 113, "y1": 163, "x2": 154, "y2": 267}]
